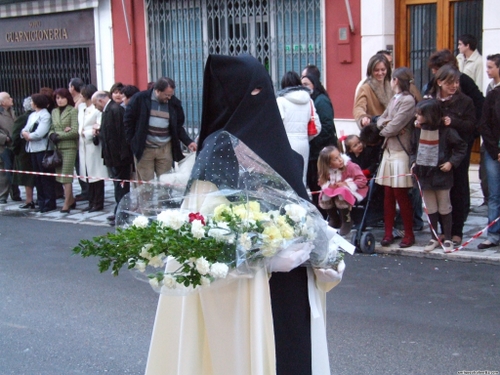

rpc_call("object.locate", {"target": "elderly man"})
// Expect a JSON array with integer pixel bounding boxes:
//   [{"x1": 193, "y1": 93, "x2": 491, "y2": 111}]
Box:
[
  {"x1": 123, "y1": 77, "x2": 197, "y2": 182},
  {"x1": 0, "y1": 92, "x2": 20, "y2": 203},
  {"x1": 92, "y1": 91, "x2": 133, "y2": 224}
]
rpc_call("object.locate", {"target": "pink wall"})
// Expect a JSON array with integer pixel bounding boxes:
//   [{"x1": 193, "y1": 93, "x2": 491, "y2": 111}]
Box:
[
  {"x1": 324, "y1": 0, "x2": 362, "y2": 119},
  {"x1": 111, "y1": 0, "x2": 149, "y2": 90}
]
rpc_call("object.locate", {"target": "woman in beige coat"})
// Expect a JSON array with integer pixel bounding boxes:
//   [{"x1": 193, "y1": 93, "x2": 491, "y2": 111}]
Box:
[
  {"x1": 353, "y1": 54, "x2": 393, "y2": 129},
  {"x1": 78, "y1": 84, "x2": 108, "y2": 212}
]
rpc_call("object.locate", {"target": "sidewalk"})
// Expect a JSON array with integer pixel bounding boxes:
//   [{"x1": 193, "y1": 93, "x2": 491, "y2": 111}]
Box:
[{"x1": 1, "y1": 165, "x2": 498, "y2": 265}]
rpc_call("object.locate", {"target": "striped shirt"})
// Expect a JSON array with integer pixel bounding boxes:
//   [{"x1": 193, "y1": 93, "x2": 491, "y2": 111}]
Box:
[{"x1": 146, "y1": 91, "x2": 171, "y2": 148}]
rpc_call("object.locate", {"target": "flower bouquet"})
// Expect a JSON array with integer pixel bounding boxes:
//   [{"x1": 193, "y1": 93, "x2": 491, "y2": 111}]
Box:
[{"x1": 73, "y1": 131, "x2": 352, "y2": 295}]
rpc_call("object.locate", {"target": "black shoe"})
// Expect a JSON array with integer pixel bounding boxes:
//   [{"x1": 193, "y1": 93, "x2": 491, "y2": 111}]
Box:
[
  {"x1": 477, "y1": 241, "x2": 498, "y2": 249},
  {"x1": 0, "y1": 199, "x2": 7, "y2": 204},
  {"x1": 19, "y1": 202, "x2": 35, "y2": 209},
  {"x1": 70, "y1": 201, "x2": 77, "y2": 209},
  {"x1": 60, "y1": 208, "x2": 71, "y2": 213},
  {"x1": 41, "y1": 206, "x2": 56, "y2": 213},
  {"x1": 107, "y1": 215, "x2": 116, "y2": 221},
  {"x1": 81, "y1": 206, "x2": 92, "y2": 211},
  {"x1": 108, "y1": 220, "x2": 115, "y2": 226},
  {"x1": 88, "y1": 206, "x2": 103, "y2": 213}
]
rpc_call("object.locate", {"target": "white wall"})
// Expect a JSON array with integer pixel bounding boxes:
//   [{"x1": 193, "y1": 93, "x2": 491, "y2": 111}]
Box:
[
  {"x1": 93, "y1": 0, "x2": 114, "y2": 91},
  {"x1": 359, "y1": 0, "x2": 394, "y2": 81},
  {"x1": 482, "y1": 0, "x2": 500, "y2": 92}
]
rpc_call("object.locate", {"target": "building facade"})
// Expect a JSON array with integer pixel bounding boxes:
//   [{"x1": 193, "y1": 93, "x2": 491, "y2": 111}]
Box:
[{"x1": 1, "y1": 0, "x2": 498, "y2": 141}]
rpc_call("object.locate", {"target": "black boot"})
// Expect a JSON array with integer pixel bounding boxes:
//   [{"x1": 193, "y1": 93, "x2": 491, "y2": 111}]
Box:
[
  {"x1": 326, "y1": 208, "x2": 341, "y2": 228},
  {"x1": 339, "y1": 208, "x2": 353, "y2": 236}
]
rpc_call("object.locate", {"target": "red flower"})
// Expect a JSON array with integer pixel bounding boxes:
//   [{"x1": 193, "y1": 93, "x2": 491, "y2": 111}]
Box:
[{"x1": 189, "y1": 212, "x2": 205, "y2": 225}]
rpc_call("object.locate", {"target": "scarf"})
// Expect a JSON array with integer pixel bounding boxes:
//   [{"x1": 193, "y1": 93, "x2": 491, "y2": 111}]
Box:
[
  {"x1": 416, "y1": 129, "x2": 439, "y2": 167},
  {"x1": 367, "y1": 78, "x2": 393, "y2": 109}
]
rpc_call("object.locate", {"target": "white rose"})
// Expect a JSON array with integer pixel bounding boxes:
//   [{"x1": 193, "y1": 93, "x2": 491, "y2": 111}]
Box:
[
  {"x1": 191, "y1": 219, "x2": 205, "y2": 239},
  {"x1": 132, "y1": 215, "x2": 149, "y2": 228},
  {"x1": 200, "y1": 276, "x2": 211, "y2": 286},
  {"x1": 157, "y1": 210, "x2": 187, "y2": 230},
  {"x1": 139, "y1": 244, "x2": 154, "y2": 260},
  {"x1": 285, "y1": 204, "x2": 307, "y2": 223},
  {"x1": 163, "y1": 274, "x2": 176, "y2": 289},
  {"x1": 195, "y1": 257, "x2": 210, "y2": 275},
  {"x1": 149, "y1": 277, "x2": 161, "y2": 289},
  {"x1": 239, "y1": 232, "x2": 252, "y2": 251},
  {"x1": 134, "y1": 260, "x2": 146, "y2": 272},
  {"x1": 148, "y1": 255, "x2": 165, "y2": 268},
  {"x1": 210, "y1": 262, "x2": 229, "y2": 279}
]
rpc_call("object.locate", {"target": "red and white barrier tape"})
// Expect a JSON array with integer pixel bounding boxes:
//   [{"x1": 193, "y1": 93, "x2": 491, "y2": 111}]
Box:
[
  {"x1": 312, "y1": 171, "x2": 498, "y2": 253},
  {"x1": 2, "y1": 168, "x2": 497, "y2": 252}
]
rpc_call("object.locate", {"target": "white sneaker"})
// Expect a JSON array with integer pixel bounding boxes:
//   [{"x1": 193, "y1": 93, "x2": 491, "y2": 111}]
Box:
[
  {"x1": 443, "y1": 240, "x2": 454, "y2": 253},
  {"x1": 424, "y1": 239, "x2": 439, "y2": 252}
]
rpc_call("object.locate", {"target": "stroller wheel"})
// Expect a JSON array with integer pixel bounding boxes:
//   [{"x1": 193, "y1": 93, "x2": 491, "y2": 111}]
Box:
[{"x1": 359, "y1": 231, "x2": 376, "y2": 254}]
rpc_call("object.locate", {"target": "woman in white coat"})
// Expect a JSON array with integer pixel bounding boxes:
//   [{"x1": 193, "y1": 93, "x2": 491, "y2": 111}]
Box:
[
  {"x1": 276, "y1": 71, "x2": 321, "y2": 186},
  {"x1": 78, "y1": 84, "x2": 108, "y2": 211}
]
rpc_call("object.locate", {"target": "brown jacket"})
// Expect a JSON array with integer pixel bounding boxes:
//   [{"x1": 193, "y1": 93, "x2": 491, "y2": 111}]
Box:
[
  {"x1": 0, "y1": 107, "x2": 16, "y2": 152},
  {"x1": 377, "y1": 93, "x2": 416, "y2": 153},
  {"x1": 353, "y1": 83, "x2": 389, "y2": 129}
]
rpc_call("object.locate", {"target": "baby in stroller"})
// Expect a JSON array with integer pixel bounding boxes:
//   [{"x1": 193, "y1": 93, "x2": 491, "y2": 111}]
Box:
[{"x1": 317, "y1": 145, "x2": 368, "y2": 235}]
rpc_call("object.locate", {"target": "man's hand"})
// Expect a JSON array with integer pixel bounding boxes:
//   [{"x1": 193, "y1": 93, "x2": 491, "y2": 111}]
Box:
[{"x1": 187, "y1": 142, "x2": 197, "y2": 152}]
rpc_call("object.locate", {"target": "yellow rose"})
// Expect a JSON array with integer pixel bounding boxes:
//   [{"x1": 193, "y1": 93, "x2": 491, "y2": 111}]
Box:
[
  {"x1": 263, "y1": 225, "x2": 283, "y2": 242},
  {"x1": 213, "y1": 204, "x2": 230, "y2": 221},
  {"x1": 279, "y1": 222, "x2": 294, "y2": 239},
  {"x1": 247, "y1": 201, "x2": 260, "y2": 213}
]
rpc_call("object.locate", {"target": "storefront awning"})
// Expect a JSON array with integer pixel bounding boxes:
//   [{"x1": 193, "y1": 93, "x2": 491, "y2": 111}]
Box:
[{"x1": 0, "y1": 0, "x2": 98, "y2": 18}]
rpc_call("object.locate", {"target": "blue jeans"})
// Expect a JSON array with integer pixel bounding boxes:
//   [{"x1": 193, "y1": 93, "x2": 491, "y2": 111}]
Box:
[{"x1": 484, "y1": 151, "x2": 500, "y2": 244}]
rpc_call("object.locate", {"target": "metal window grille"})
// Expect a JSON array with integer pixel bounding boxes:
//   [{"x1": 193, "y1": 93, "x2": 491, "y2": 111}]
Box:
[
  {"x1": 408, "y1": 4, "x2": 437, "y2": 92},
  {"x1": 453, "y1": 0, "x2": 483, "y2": 54},
  {"x1": 146, "y1": 0, "x2": 322, "y2": 138},
  {"x1": 0, "y1": 47, "x2": 92, "y2": 115}
]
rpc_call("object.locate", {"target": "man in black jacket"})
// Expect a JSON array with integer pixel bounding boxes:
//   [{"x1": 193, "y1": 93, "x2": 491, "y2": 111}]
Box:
[
  {"x1": 92, "y1": 91, "x2": 133, "y2": 224},
  {"x1": 123, "y1": 77, "x2": 197, "y2": 182}
]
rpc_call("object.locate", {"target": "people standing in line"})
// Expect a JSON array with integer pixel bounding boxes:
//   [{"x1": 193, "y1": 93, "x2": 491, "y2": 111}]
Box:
[
  {"x1": 301, "y1": 73, "x2": 337, "y2": 217},
  {"x1": 411, "y1": 99, "x2": 467, "y2": 253},
  {"x1": 68, "y1": 78, "x2": 89, "y2": 202},
  {"x1": 353, "y1": 53, "x2": 393, "y2": 129},
  {"x1": 457, "y1": 34, "x2": 483, "y2": 92},
  {"x1": 124, "y1": 77, "x2": 197, "y2": 182},
  {"x1": 276, "y1": 71, "x2": 321, "y2": 186},
  {"x1": 0, "y1": 91, "x2": 20, "y2": 203},
  {"x1": 93, "y1": 91, "x2": 133, "y2": 224},
  {"x1": 121, "y1": 85, "x2": 140, "y2": 107},
  {"x1": 110, "y1": 82, "x2": 125, "y2": 107},
  {"x1": 48, "y1": 88, "x2": 79, "y2": 213},
  {"x1": 21, "y1": 94, "x2": 56, "y2": 213},
  {"x1": 477, "y1": 54, "x2": 500, "y2": 250},
  {"x1": 376, "y1": 67, "x2": 420, "y2": 248},
  {"x1": 426, "y1": 65, "x2": 476, "y2": 246},
  {"x1": 11, "y1": 97, "x2": 36, "y2": 209},
  {"x1": 317, "y1": 145, "x2": 368, "y2": 235},
  {"x1": 78, "y1": 85, "x2": 108, "y2": 215}
]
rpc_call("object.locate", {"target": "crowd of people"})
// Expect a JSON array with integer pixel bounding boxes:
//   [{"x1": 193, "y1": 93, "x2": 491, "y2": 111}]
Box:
[
  {"x1": 0, "y1": 35, "x2": 499, "y2": 250},
  {"x1": 0, "y1": 77, "x2": 196, "y2": 226}
]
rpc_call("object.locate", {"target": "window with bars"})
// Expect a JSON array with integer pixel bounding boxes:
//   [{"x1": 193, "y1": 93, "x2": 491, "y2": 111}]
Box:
[
  {"x1": 0, "y1": 47, "x2": 93, "y2": 115},
  {"x1": 146, "y1": 0, "x2": 322, "y2": 137}
]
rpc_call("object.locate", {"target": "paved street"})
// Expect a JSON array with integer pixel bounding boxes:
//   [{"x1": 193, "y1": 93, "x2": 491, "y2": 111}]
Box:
[{"x1": 1, "y1": 216, "x2": 499, "y2": 375}]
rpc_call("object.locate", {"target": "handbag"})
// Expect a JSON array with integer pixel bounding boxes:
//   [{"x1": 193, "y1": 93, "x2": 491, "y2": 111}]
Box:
[
  {"x1": 307, "y1": 100, "x2": 318, "y2": 136},
  {"x1": 41, "y1": 138, "x2": 63, "y2": 169}
]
